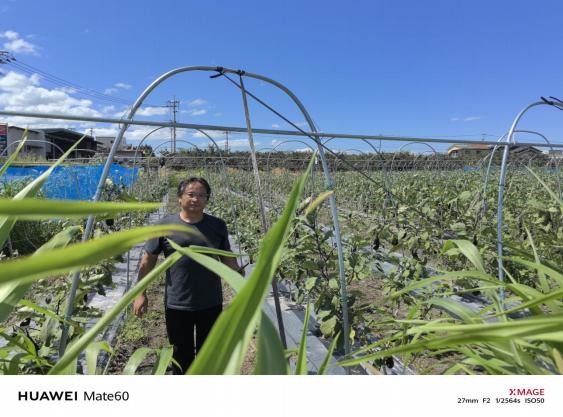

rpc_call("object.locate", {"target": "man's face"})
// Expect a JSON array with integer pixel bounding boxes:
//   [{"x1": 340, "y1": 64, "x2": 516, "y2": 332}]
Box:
[{"x1": 179, "y1": 182, "x2": 209, "y2": 214}]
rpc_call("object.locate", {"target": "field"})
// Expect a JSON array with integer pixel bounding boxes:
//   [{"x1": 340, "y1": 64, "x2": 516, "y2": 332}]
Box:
[{"x1": 1, "y1": 140, "x2": 562, "y2": 375}]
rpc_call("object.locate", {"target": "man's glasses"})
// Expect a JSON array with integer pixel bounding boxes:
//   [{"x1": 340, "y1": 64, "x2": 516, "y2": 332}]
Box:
[{"x1": 183, "y1": 192, "x2": 209, "y2": 200}]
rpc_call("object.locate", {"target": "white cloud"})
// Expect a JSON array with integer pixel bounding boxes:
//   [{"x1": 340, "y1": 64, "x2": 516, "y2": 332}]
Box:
[
  {"x1": 188, "y1": 98, "x2": 207, "y2": 107},
  {"x1": 450, "y1": 116, "x2": 481, "y2": 122},
  {"x1": 181, "y1": 108, "x2": 207, "y2": 116},
  {"x1": 114, "y1": 82, "x2": 131, "y2": 90},
  {"x1": 296, "y1": 147, "x2": 313, "y2": 153},
  {"x1": 104, "y1": 82, "x2": 132, "y2": 95},
  {"x1": 1, "y1": 30, "x2": 38, "y2": 55},
  {"x1": 135, "y1": 106, "x2": 168, "y2": 116},
  {"x1": 0, "y1": 70, "x2": 101, "y2": 128},
  {"x1": 272, "y1": 123, "x2": 280, "y2": 128}
]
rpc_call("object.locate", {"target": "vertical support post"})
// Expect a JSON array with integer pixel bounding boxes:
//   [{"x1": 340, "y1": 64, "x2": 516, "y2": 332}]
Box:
[{"x1": 238, "y1": 73, "x2": 288, "y2": 349}]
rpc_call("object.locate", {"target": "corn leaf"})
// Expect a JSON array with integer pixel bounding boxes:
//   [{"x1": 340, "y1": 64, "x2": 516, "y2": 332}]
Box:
[
  {"x1": 295, "y1": 303, "x2": 311, "y2": 375},
  {"x1": 85, "y1": 341, "x2": 113, "y2": 375},
  {"x1": 0, "y1": 199, "x2": 161, "y2": 219},
  {"x1": 0, "y1": 224, "x2": 185, "y2": 287},
  {"x1": 0, "y1": 130, "x2": 28, "y2": 178},
  {"x1": 152, "y1": 346, "x2": 174, "y2": 375},
  {"x1": 123, "y1": 347, "x2": 154, "y2": 375}
]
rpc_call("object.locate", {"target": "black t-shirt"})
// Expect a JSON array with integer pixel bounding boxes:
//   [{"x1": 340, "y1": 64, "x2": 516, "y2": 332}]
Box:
[{"x1": 144, "y1": 213, "x2": 231, "y2": 311}]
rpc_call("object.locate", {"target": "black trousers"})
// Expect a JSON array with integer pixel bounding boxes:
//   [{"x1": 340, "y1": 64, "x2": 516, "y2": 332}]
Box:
[{"x1": 165, "y1": 305, "x2": 222, "y2": 374}]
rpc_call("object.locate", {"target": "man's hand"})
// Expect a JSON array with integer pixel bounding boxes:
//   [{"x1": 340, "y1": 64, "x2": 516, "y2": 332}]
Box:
[{"x1": 133, "y1": 293, "x2": 148, "y2": 317}]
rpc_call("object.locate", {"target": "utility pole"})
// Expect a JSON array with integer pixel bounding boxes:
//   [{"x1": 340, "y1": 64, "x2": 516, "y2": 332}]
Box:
[
  {"x1": 224, "y1": 131, "x2": 229, "y2": 153},
  {"x1": 166, "y1": 98, "x2": 179, "y2": 153}
]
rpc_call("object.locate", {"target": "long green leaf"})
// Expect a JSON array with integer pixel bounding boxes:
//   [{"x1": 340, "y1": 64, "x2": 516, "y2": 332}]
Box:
[
  {"x1": 85, "y1": 341, "x2": 113, "y2": 375},
  {"x1": 123, "y1": 347, "x2": 154, "y2": 375},
  {"x1": 0, "y1": 199, "x2": 161, "y2": 219},
  {"x1": 152, "y1": 346, "x2": 174, "y2": 375},
  {"x1": 253, "y1": 314, "x2": 289, "y2": 375},
  {"x1": 49, "y1": 251, "x2": 182, "y2": 374},
  {"x1": 295, "y1": 303, "x2": 311, "y2": 375},
  {"x1": 318, "y1": 333, "x2": 340, "y2": 375},
  {"x1": 505, "y1": 256, "x2": 563, "y2": 286},
  {"x1": 0, "y1": 129, "x2": 28, "y2": 178},
  {"x1": 442, "y1": 240, "x2": 486, "y2": 273},
  {"x1": 426, "y1": 297, "x2": 482, "y2": 324},
  {"x1": 391, "y1": 270, "x2": 498, "y2": 299},
  {"x1": 525, "y1": 165, "x2": 562, "y2": 206},
  {"x1": 525, "y1": 226, "x2": 550, "y2": 293},
  {"x1": 305, "y1": 191, "x2": 333, "y2": 217},
  {"x1": 0, "y1": 225, "x2": 81, "y2": 322},
  {"x1": 187, "y1": 155, "x2": 315, "y2": 375},
  {"x1": 0, "y1": 224, "x2": 185, "y2": 287}
]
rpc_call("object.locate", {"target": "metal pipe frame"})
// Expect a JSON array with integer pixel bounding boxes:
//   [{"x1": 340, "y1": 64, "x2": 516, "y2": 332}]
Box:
[{"x1": 2, "y1": 109, "x2": 562, "y2": 149}]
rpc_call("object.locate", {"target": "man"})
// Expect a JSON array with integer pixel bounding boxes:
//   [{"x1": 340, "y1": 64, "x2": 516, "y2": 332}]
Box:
[{"x1": 132, "y1": 177, "x2": 242, "y2": 374}]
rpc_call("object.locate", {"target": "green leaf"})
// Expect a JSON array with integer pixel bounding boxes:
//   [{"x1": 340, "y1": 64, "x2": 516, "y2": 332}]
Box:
[
  {"x1": 123, "y1": 347, "x2": 154, "y2": 375},
  {"x1": 442, "y1": 240, "x2": 485, "y2": 273},
  {"x1": 320, "y1": 315, "x2": 337, "y2": 337},
  {"x1": 318, "y1": 332, "x2": 340, "y2": 375},
  {"x1": 525, "y1": 165, "x2": 562, "y2": 207},
  {"x1": 152, "y1": 346, "x2": 174, "y2": 375},
  {"x1": 505, "y1": 256, "x2": 563, "y2": 287},
  {"x1": 0, "y1": 130, "x2": 28, "y2": 178},
  {"x1": 0, "y1": 224, "x2": 186, "y2": 287},
  {"x1": 458, "y1": 191, "x2": 472, "y2": 202},
  {"x1": 85, "y1": 341, "x2": 113, "y2": 375},
  {"x1": 0, "y1": 199, "x2": 161, "y2": 219},
  {"x1": 524, "y1": 226, "x2": 550, "y2": 293},
  {"x1": 295, "y1": 303, "x2": 311, "y2": 375},
  {"x1": 253, "y1": 314, "x2": 289, "y2": 375},
  {"x1": 304, "y1": 190, "x2": 333, "y2": 217},
  {"x1": 0, "y1": 225, "x2": 81, "y2": 322},
  {"x1": 49, "y1": 251, "x2": 182, "y2": 374},
  {"x1": 426, "y1": 298, "x2": 482, "y2": 324}
]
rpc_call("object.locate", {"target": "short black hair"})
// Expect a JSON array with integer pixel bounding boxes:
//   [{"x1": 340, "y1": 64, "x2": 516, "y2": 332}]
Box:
[{"x1": 177, "y1": 177, "x2": 212, "y2": 198}]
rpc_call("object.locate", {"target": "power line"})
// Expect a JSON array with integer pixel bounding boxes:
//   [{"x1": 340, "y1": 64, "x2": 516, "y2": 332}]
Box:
[{"x1": 0, "y1": 52, "x2": 159, "y2": 108}]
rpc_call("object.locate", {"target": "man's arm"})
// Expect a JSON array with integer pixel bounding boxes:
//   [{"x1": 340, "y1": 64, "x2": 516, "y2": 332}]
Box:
[
  {"x1": 221, "y1": 255, "x2": 245, "y2": 276},
  {"x1": 132, "y1": 251, "x2": 158, "y2": 317}
]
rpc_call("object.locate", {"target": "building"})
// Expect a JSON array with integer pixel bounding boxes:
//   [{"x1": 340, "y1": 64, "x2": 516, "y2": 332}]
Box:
[
  {"x1": 96, "y1": 136, "x2": 128, "y2": 152},
  {"x1": 41, "y1": 128, "x2": 98, "y2": 158},
  {"x1": 0, "y1": 125, "x2": 98, "y2": 160},
  {"x1": 447, "y1": 143, "x2": 491, "y2": 159}
]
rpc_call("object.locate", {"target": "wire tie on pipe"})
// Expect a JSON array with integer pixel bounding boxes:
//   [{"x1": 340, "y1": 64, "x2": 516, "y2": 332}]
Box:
[{"x1": 209, "y1": 67, "x2": 224, "y2": 79}]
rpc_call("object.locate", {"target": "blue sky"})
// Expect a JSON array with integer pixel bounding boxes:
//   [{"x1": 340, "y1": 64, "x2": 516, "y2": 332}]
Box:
[{"x1": 1, "y1": 0, "x2": 562, "y2": 153}]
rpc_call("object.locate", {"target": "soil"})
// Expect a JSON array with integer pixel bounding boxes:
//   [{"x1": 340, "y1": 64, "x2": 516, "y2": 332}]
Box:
[{"x1": 106, "y1": 275, "x2": 256, "y2": 375}]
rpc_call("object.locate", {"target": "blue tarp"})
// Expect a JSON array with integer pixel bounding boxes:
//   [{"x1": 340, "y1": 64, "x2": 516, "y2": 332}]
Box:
[{"x1": 1, "y1": 164, "x2": 138, "y2": 200}]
